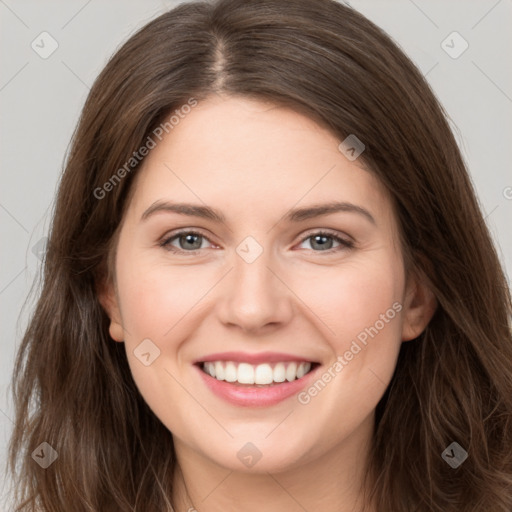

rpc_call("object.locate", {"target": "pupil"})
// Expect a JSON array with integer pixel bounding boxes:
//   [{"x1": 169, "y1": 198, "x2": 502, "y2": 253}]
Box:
[
  {"x1": 313, "y1": 235, "x2": 332, "y2": 250},
  {"x1": 182, "y1": 234, "x2": 201, "y2": 250}
]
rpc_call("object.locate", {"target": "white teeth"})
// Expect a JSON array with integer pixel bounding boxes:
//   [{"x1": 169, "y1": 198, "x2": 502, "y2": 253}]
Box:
[
  {"x1": 237, "y1": 363, "x2": 254, "y2": 384},
  {"x1": 254, "y1": 363, "x2": 273, "y2": 385},
  {"x1": 273, "y1": 362, "x2": 286, "y2": 382},
  {"x1": 214, "y1": 361, "x2": 225, "y2": 380},
  {"x1": 224, "y1": 361, "x2": 237, "y2": 382},
  {"x1": 202, "y1": 361, "x2": 313, "y2": 384},
  {"x1": 286, "y1": 362, "x2": 297, "y2": 382},
  {"x1": 207, "y1": 362, "x2": 216, "y2": 378},
  {"x1": 297, "y1": 362, "x2": 307, "y2": 379}
]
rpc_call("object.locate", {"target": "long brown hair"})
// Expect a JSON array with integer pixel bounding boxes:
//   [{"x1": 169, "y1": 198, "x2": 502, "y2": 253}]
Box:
[{"x1": 8, "y1": 0, "x2": 512, "y2": 510}]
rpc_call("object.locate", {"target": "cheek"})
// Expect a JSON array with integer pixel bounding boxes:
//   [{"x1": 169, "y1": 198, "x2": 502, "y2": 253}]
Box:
[
  {"x1": 290, "y1": 256, "x2": 404, "y2": 443},
  {"x1": 292, "y1": 253, "x2": 405, "y2": 374},
  {"x1": 116, "y1": 255, "x2": 208, "y2": 341},
  {"x1": 114, "y1": 254, "x2": 205, "y2": 425}
]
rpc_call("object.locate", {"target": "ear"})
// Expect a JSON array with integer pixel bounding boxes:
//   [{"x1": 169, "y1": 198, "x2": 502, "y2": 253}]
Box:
[
  {"x1": 97, "y1": 278, "x2": 125, "y2": 343},
  {"x1": 401, "y1": 271, "x2": 437, "y2": 342}
]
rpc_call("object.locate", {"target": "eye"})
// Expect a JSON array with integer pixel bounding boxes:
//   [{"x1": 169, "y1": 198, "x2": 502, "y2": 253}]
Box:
[
  {"x1": 159, "y1": 229, "x2": 354, "y2": 255},
  {"x1": 297, "y1": 230, "x2": 354, "y2": 253},
  {"x1": 160, "y1": 230, "x2": 213, "y2": 253}
]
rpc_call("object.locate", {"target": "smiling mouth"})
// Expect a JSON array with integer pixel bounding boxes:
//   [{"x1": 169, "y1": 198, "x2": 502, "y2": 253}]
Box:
[{"x1": 198, "y1": 361, "x2": 319, "y2": 387}]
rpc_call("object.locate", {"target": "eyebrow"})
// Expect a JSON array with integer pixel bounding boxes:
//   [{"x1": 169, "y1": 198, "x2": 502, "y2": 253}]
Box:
[{"x1": 140, "y1": 200, "x2": 376, "y2": 225}]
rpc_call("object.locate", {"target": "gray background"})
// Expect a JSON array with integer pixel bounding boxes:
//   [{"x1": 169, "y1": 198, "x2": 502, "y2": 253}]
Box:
[{"x1": 1, "y1": 0, "x2": 511, "y2": 506}]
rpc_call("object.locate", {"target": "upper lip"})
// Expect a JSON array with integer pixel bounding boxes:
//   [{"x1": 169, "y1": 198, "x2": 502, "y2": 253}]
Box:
[{"x1": 194, "y1": 351, "x2": 319, "y2": 365}]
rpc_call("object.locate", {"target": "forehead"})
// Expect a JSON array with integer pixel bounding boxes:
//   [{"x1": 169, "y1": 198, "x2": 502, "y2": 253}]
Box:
[{"x1": 127, "y1": 95, "x2": 394, "y2": 227}]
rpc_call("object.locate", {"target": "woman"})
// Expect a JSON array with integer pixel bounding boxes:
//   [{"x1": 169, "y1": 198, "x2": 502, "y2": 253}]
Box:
[{"x1": 8, "y1": 0, "x2": 512, "y2": 510}]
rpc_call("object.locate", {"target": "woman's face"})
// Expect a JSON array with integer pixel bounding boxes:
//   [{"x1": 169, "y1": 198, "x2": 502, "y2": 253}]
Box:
[{"x1": 102, "y1": 94, "x2": 433, "y2": 474}]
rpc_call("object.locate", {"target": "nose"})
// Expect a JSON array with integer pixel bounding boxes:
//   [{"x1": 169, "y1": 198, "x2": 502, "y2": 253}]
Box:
[{"x1": 216, "y1": 245, "x2": 294, "y2": 334}]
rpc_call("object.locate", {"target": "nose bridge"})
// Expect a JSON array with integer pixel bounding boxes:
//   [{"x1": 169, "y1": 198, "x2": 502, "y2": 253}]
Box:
[
  {"x1": 217, "y1": 235, "x2": 293, "y2": 331},
  {"x1": 234, "y1": 248, "x2": 273, "y2": 295}
]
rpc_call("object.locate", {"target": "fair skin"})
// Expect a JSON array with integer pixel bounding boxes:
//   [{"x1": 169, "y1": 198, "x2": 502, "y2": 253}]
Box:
[{"x1": 100, "y1": 94, "x2": 436, "y2": 512}]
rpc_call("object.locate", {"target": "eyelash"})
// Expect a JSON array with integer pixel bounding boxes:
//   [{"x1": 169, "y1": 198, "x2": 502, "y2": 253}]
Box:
[{"x1": 159, "y1": 229, "x2": 354, "y2": 255}]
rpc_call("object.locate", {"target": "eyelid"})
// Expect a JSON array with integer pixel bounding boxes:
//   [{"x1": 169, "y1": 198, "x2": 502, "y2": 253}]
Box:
[
  {"x1": 295, "y1": 229, "x2": 354, "y2": 253},
  {"x1": 159, "y1": 228, "x2": 214, "y2": 252},
  {"x1": 297, "y1": 227, "x2": 354, "y2": 245},
  {"x1": 159, "y1": 227, "x2": 354, "y2": 254}
]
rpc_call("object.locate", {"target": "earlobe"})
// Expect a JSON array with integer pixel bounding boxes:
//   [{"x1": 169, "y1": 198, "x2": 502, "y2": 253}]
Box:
[
  {"x1": 97, "y1": 279, "x2": 125, "y2": 343},
  {"x1": 108, "y1": 318, "x2": 125, "y2": 343},
  {"x1": 401, "y1": 273, "x2": 437, "y2": 342}
]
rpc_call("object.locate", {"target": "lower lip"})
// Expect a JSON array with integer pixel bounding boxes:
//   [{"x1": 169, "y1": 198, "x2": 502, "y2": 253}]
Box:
[{"x1": 195, "y1": 364, "x2": 320, "y2": 407}]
